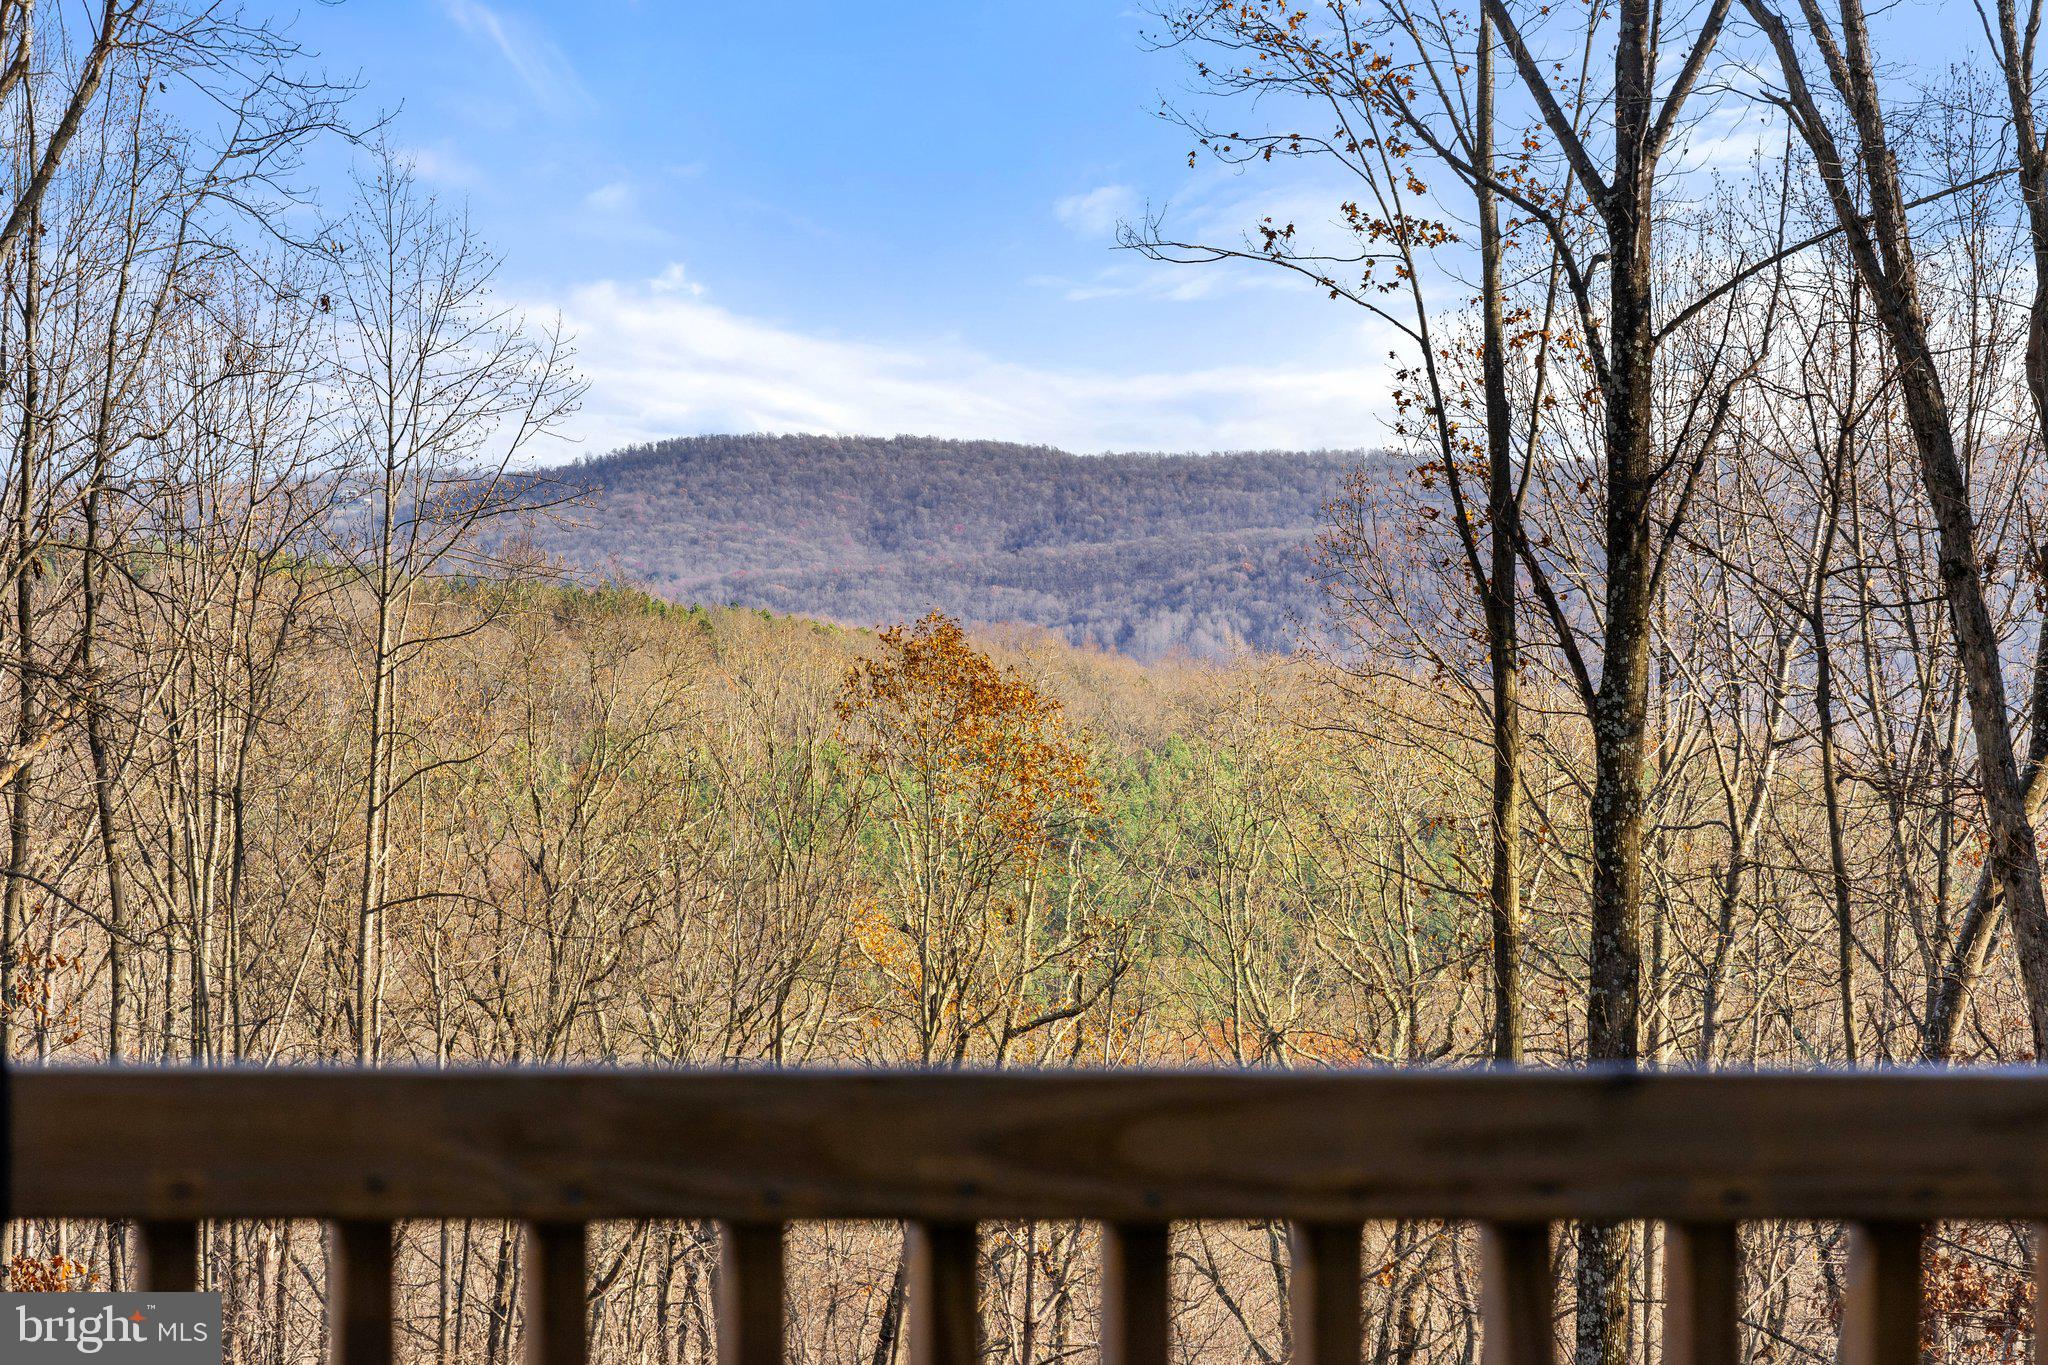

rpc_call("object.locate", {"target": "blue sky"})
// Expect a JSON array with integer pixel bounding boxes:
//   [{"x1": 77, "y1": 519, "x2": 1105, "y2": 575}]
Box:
[{"x1": 290, "y1": 0, "x2": 1404, "y2": 458}]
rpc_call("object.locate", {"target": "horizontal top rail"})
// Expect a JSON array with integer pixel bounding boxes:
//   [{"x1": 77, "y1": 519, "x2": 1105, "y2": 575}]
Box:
[{"x1": 9, "y1": 1066, "x2": 2045, "y2": 1224}]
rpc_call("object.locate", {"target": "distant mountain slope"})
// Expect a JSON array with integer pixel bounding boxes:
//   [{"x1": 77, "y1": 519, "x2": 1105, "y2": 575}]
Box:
[{"x1": 524, "y1": 434, "x2": 1372, "y2": 657}]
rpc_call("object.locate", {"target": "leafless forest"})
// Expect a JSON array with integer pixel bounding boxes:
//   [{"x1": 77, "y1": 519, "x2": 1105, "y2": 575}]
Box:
[{"x1": 8, "y1": 0, "x2": 2048, "y2": 1361}]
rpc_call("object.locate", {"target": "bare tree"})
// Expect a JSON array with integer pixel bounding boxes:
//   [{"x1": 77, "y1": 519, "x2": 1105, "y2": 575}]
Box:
[
  {"x1": 326, "y1": 144, "x2": 580, "y2": 1062},
  {"x1": 1744, "y1": 0, "x2": 2048, "y2": 1058}
]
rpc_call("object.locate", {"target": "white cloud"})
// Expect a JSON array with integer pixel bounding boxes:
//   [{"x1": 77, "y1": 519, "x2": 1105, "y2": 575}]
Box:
[
  {"x1": 441, "y1": 0, "x2": 595, "y2": 118},
  {"x1": 574, "y1": 178, "x2": 676, "y2": 248},
  {"x1": 1035, "y1": 261, "x2": 1295, "y2": 304},
  {"x1": 1054, "y1": 184, "x2": 1139, "y2": 237},
  {"x1": 402, "y1": 144, "x2": 484, "y2": 188},
  {"x1": 583, "y1": 180, "x2": 637, "y2": 214},
  {"x1": 542, "y1": 267, "x2": 1398, "y2": 457},
  {"x1": 1668, "y1": 98, "x2": 1785, "y2": 175},
  {"x1": 648, "y1": 262, "x2": 706, "y2": 297}
]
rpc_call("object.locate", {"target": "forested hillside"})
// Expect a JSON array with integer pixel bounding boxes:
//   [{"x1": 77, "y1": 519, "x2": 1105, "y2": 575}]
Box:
[
  {"x1": 22, "y1": 567, "x2": 2019, "y2": 1359},
  {"x1": 522, "y1": 434, "x2": 1370, "y2": 657}
]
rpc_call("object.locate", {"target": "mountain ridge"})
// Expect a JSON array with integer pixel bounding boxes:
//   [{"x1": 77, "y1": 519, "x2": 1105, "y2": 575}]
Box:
[{"x1": 520, "y1": 433, "x2": 1375, "y2": 658}]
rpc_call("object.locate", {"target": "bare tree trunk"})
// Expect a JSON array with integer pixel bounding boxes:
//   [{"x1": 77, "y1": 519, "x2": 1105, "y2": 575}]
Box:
[
  {"x1": 1812, "y1": 468, "x2": 1860, "y2": 1062},
  {"x1": 1480, "y1": 0, "x2": 1733, "y2": 1354},
  {"x1": 355, "y1": 614, "x2": 393, "y2": 1064},
  {"x1": 869, "y1": 1242, "x2": 909, "y2": 1365},
  {"x1": 1475, "y1": 5, "x2": 1524, "y2": 1066},
  {"x1": 1574, "y1": 6, "x2": 1658, "y2": 1352},
  {"x1": 1925, "y1": 555, "x2": 2048, "y2": 1057},
  {"x1": 2, "y1": 195, "x2": 40, "y2": 1064}
]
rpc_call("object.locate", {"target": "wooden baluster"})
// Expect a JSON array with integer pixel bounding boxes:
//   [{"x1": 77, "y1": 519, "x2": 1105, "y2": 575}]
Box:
[
  {"x1": 1287, "y1": 1222, "x2": 1361, "y2": 1365},
  {"x1": 1663, "y1": 1223, "x2": 1739, "y2": 1365},
  {"x1": 525, "y1": 1222, "x2": 588, "y2": 1365},
  {"x1": 328, "y1": 1221, "x2": 394, "y2": 1365},
  {"x1": 908, "y1": 1221, "x2": 979, "y2": 1365},
  {"x1": 1100, "y1": 1222, "x2": 1170, "y2": 1365},
  {"x1": 0, "y1": 1060, "x2": 8, "y2": 1229},
  {"x1": 717, "y1": 1221, "x2": 785, "y2": 1365},
  {"x1": 1480, "y1": 1222, "x2": 1553, "y2": 1365},
  {"x1": 1838, "y1": 1222, "x2": 1921, "y2": 1365},
  {"x1": 137, "y1": 1220, "x2": 199, "y2": 1292},
  {"x1": 2035, "y1": 1225, "x2": 2048, "y2": 1365}
]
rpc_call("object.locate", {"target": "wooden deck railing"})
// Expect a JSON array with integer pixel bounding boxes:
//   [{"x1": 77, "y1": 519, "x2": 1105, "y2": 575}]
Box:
[{"x1": 5, "y1": 1066, "x2": 2041, "y2": 1363}]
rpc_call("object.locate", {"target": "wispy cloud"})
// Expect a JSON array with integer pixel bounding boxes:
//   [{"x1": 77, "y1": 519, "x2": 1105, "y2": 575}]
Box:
[
  {"x1": 1667, "y1": 99, "x2": 1787, "y2": 175},
  {"x1": 582, "y1": 180, "x2": 637, "y2": 214},
  {"x1": 441, "y1": 0, "x2": 595, "y2": 118},
  {"x1": 1054, "y1": 184, "x2": 1138, "y2": 237},
  {"x1": 1031, "y1": 261, "x2": 1296, "y2": 304},
  {"x1": 574, "y1": 177, "x2": 676, "y2": 247},
  {"x1": 544, "y1": 267, "x2": 1397, "y2": 457},
  {"x1": 402, "y1": 143, "x2": 485, "y2": 189},
  {"x1": 648, "y1": 263, "x2": 706, "y2": 297}
]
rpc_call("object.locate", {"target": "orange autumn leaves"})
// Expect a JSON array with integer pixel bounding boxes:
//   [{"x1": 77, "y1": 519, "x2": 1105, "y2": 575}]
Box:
[
  {"x1": 7, "y1": 1254, "x2": 95, "y2": 1292},
  {"x1": 836, "y1": 611, "x2": 1098, "y2": 862},
  {"x1": 835, "y1": 613, "x2": 1105, "y2": 1057}
]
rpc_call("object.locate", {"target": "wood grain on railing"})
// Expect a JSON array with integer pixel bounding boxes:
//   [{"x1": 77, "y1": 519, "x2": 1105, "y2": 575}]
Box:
[
  {"x1": 10, "y1": 1067, "x2": 2041, "y2": 1364},
  {"x1": 19, "y1": 1068, "x2": 2048, "y2": 1222}
]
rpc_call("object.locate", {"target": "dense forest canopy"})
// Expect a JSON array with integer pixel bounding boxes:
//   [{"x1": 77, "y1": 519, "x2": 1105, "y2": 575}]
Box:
[{"x1": 524, "y1": 434, "x2": 1371, "y2": 658}]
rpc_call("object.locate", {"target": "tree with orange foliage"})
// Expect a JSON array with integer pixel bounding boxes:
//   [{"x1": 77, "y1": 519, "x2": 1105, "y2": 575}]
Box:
[
  {"x1": 838, "y1": 613, "x2": 1130, "y2": 1365},
  {"x1": 837, "y1": 612, "x2": 1122, "y2": 1068}
]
